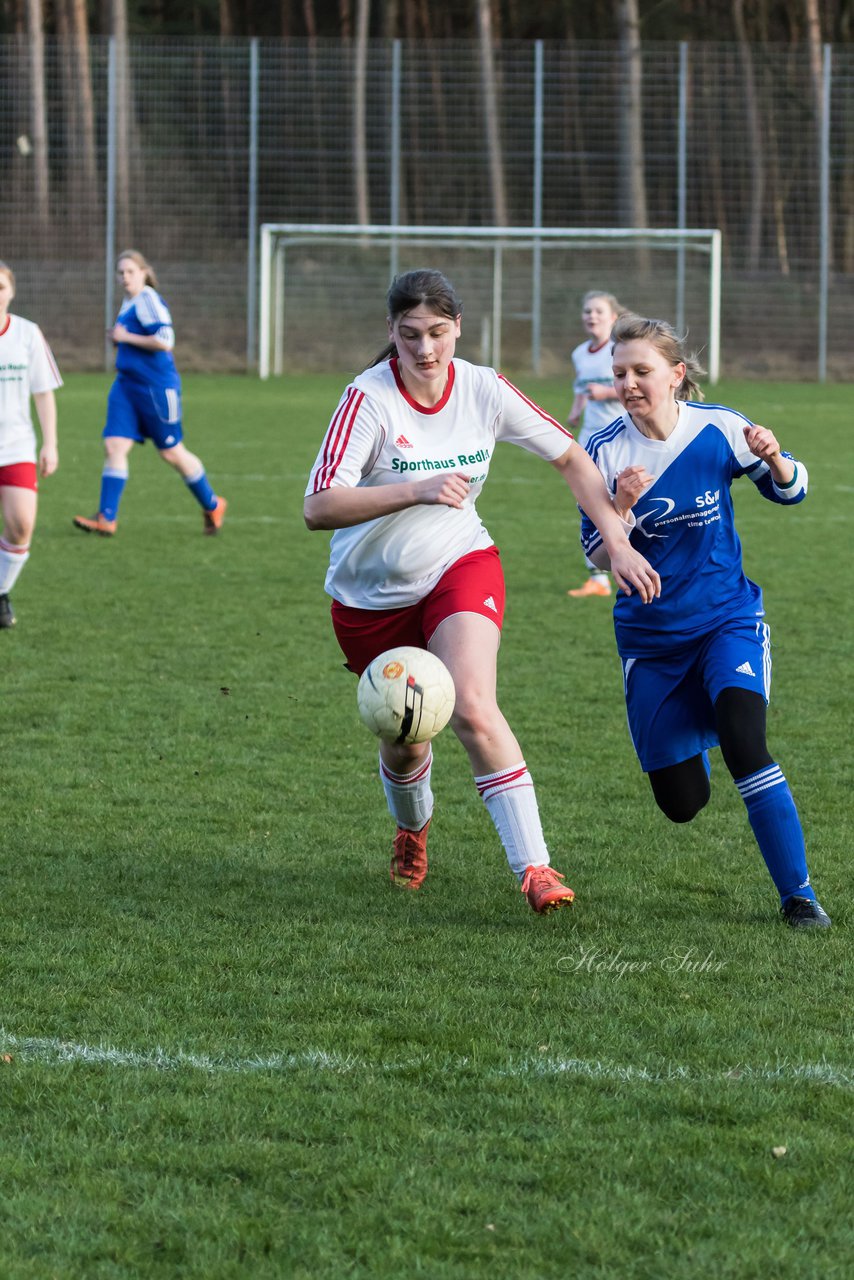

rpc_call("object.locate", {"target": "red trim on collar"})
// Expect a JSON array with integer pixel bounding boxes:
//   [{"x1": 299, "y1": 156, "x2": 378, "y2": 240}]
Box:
[
  {"x1": 391, "y1": 357, "x2": 455, "y2": 414},
  {"x1": 0, "y1": 316, "x2": 11, "y2": 338},
  {"x1": 588, "y1": 339, "x2": 609, "y2": 353}
]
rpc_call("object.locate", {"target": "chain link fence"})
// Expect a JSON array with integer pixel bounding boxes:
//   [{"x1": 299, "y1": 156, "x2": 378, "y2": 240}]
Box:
[{"x1": 2, "y1": 36, "x2": 852, "y2": 380}]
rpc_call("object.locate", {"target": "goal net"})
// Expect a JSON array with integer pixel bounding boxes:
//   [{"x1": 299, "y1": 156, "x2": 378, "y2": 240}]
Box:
[{"x1": 258, "y1": 223, "x2": 721, "y2": 382}]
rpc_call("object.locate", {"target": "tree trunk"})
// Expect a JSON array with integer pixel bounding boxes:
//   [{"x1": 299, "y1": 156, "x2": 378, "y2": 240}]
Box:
[
  {"x1": 615, "y1": 0, "x2": 649, "y2": 274},
  {"x1": 353, "y1": 0, "x2": 371, "y2": 226},
  {"x1": 732, "y1": 0, "x2": 764, "y2": 270},
  {"x1": 804, "y1": 0, "x2": 824, "y2": 128},
  {"x1": 56, "y1": 0, "x2": 96, "y2": 241},
  {"x1": 110, "y1": 0, "x2": 133, "y2": 248},
  {"x1": 615, "y1": 0, "x2": 648, "y2": 228},
  {"x1": 218, "y1": 0, "x2": 240, "y2": 232},
  {"x1": 381, "y1": 0, "x2": 398, "y2": 38},
  {"x1": 26, "y1": 0, "x2": 50, "y2": 234},
  {"x1": 476, "y1": 0, "x2": 508, "y2": 226},
  {"x1": 301, "y1": 0, "x2": 331, "y2": 219},
  {"x1": 68, "y1": 0, "x2": 98, "y2": 193}
]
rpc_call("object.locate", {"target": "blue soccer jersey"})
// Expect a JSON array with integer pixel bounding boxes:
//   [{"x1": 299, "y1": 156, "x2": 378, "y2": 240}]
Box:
[
  {"x1": 114, "y1": 285, "x2": 180, "y2": 389},
  {"x1": 580, "y1": 401, "x2": 808, "y2": 657}
]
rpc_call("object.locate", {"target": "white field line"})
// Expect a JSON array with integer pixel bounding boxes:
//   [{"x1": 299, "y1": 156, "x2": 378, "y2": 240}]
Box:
[{"x1": 0, "y1": 1031, "x2": 850, "y2": 1090}]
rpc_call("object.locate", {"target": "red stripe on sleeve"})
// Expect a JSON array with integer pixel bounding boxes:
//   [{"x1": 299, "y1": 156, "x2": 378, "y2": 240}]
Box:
[
  {"x1": 314, "y1": 388, "x2": 365, "y2": 491},
  {"x1": 40, "y1": 332, "x2": 62, "y2": 384},
  {"x1": 498, "y1": 374, "x2": 573, "y2": 439}
]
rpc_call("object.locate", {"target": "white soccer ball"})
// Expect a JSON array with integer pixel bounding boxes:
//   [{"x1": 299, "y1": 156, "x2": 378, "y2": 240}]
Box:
[{"x1": 357, "y1": 646, "x2": 456, "y2": 744}]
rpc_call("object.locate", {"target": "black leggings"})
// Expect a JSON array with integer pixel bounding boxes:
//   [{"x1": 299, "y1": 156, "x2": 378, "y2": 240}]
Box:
[{"x1": 648, "y1": 687, "x2": 774, "y2": 823}]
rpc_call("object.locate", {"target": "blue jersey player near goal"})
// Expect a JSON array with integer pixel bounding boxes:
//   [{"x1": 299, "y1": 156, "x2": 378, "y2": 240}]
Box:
[
  {"x1": 580, "y1": 313, "x2": 831, "y2": 929},
  {"x1": 73, "y1": 250, "x2": 226, "y2": 538}
]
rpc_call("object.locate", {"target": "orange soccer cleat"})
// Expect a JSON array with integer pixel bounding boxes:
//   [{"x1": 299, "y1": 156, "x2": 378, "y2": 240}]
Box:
[
  {"x1": 73, "y1": 513, "x2": 117, "y2": 536},
  {"x1": 567, "y1": 577, "x2": 611, "y2": 598},
  {"x1": 203, "y1": 496, "x2": 228, "y2": 535},
  {"x1": 390, "y1": 818, "x2": 431, "y2": 890},
  {"x1": 521, "y1": 864, "x2": 575, "y2": 914}
]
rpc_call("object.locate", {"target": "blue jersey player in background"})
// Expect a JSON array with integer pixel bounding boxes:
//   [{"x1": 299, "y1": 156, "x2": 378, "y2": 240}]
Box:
[
  {"x1": 580, "y1": 313, "x2": 831, "y2": 929},
  {"x1": 73, "y1": 250, "x2": 226, "y2": 537}
]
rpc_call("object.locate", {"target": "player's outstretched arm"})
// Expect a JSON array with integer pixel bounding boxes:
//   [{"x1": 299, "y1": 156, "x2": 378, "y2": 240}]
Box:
[
  {"x1": 552, "y1": 445, "x2": 660, "y2": 602},
  {"x1": 304, "y1": 471, "x2": 470, "y2": 531}
]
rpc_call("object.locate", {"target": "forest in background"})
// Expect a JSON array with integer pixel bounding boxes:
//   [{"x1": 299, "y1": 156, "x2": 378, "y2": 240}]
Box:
[
  {"x1": 2, "y1": 3, "x2": 851, "y2": 377},
  {"x1": 2, "y1": 0, "x2": 852, "y2": 44}
]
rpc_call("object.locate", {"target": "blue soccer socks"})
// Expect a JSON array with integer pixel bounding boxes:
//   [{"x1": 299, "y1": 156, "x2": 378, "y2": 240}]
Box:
[
  {"x1": 735, "y1": 764, "x2": 816, "y2": 904},
  {"x1": 184, "y1": 468, "x2": 217, "y2": 511},
  {"x1": 99, "y1": 467, "x2": 129, "y2": 521}
]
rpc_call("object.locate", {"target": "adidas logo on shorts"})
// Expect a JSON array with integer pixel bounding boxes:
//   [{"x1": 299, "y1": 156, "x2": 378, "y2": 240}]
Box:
[
  {"x1": 735, "y1": 660, "x2": 756, "y2": 677},
  {"x1": 483, "y1": 595, "x2": 497, "y2": 612}
]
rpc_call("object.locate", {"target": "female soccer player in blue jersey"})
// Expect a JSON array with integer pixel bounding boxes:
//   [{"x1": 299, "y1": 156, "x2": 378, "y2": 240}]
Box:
[
  {"x1": 580, "y1": 313, "x2": 831, "y2": 929},
  {"x1": 73, "y1": 250, "x2": 226, "y2": 537}
]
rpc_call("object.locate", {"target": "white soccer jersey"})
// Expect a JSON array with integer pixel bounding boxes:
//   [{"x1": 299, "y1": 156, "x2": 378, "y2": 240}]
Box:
[
  {"x1": 306, "y1": 357, "x2": 573, "y2": 608},
  {"x1": 571, "y1": 338, "x2": 619, "y2": 443},
  {"x1": 0, "y1": 315, "x2": 63, "y2": 466}
]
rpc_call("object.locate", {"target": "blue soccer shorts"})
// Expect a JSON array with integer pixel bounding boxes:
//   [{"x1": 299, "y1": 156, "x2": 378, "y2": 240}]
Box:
[
  {"x1": 104, "y1": 377, "x2": 183, "y2": 450},
  {"x1": 622, "y1": 618, "x2": 772, "y2": 772}
]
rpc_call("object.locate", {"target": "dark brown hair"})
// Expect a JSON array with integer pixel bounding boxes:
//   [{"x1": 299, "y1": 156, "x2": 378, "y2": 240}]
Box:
[{"x1": 370, "y1": 268, "x2": 463, "y2": 367}]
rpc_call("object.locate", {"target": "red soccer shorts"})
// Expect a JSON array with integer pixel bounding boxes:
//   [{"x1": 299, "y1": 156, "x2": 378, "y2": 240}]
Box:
[
  {"x1": 0, "y1": 462, "x2": 38, "y2": 491},
  {"x1": 331, "y1": 546, "x2": 506, "y2": 675}
]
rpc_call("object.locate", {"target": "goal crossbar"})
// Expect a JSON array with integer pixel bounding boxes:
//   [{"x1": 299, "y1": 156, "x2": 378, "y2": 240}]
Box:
[{"x1": 258, "y1": 223, "x2": 722, "y2": 381}]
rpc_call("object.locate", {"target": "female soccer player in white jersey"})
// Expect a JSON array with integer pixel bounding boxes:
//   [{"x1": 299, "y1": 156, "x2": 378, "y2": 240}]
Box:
[
  {"x1": 304, "y1": 269, "x2": 660, "y2": 914},
  {"x1": 580, "y1": 313, "x2": 831, "y2": 929},
  {"x1": 0, "y1": 261, "x2": 62, "y2": 629},
  {"x1": 566, "y1": 290, "x2": 626, "y2": 600},
  {"x1": 73, "y1": 250, "x2": 226, "y2": 537}
]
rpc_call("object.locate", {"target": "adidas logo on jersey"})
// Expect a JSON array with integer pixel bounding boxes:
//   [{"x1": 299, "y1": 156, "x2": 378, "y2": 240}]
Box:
[
  {"x1": 483, "y1": 595, "x2": 497, "y2": 612},
  {"x1": 736, "y1": 661, "x2": 756, "y2": 677},
  {"x1": 395, "y1": 434, "x2": 413, "y2": 448}
]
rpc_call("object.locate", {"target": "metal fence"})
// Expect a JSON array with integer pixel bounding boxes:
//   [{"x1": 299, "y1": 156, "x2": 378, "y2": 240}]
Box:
[{"x1": 2, "y1": 36, "x2": 852, "y2": 381}]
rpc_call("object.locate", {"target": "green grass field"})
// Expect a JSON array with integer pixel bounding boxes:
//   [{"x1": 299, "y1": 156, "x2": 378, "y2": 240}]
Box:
[{"x1": 1, "y1": 373, "x2": 851, "y2": 1278}]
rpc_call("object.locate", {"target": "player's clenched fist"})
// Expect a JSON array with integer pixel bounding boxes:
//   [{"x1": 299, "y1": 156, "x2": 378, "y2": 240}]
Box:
[
  {"x1": 743, "y1": 423, "x2": 781, "y2": 461},
  {"x1": 417, "y1": 471, "x2": 471, "y2": 509},
  {"x1": 614, "y1": 464, "x2": 654, "y2": 520}
]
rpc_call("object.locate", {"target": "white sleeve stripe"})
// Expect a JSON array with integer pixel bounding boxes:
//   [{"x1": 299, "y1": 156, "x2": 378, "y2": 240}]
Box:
[
  {"x1": 136, "y1": 288, "x2": 172, "y2": 327},
  {"x1": 772, "y1": 464, "x2": 807, "y2": 500}
]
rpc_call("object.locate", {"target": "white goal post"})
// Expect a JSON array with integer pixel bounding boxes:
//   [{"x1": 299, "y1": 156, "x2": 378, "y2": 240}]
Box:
[{"x1": 258, "y1": 223, "x2": 722, "y2": 383}]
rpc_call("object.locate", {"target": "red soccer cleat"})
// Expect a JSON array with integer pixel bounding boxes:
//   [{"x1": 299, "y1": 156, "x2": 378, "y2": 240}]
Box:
[
  {"x1": 390, "y1": 818, "x2": 431, "y2": 890},
  {"x1": 521, "y1": 864, "x2": 575, "y2": 914}
]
